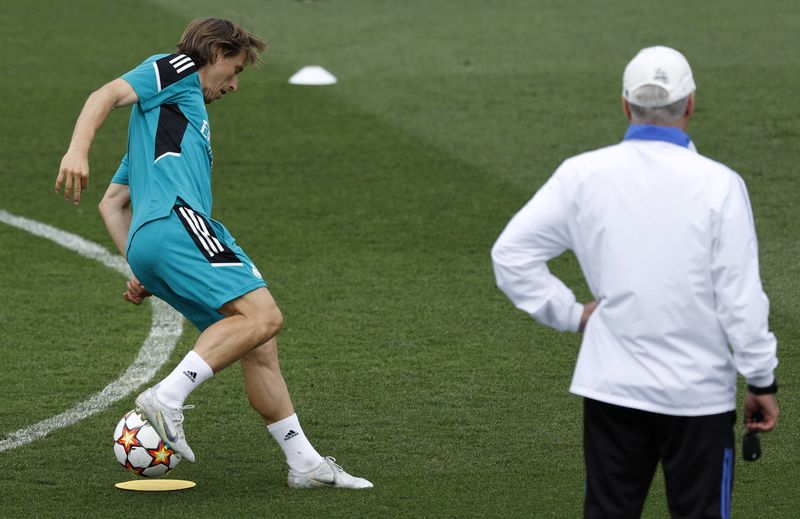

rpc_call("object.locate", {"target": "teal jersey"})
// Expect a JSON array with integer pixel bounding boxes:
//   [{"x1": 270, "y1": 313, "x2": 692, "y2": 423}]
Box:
[{"x1": 112, "y1": 53, "x2": 214, "y2": 247}]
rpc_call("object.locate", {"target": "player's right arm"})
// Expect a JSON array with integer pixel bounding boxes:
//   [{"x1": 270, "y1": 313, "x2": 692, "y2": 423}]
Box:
[
  {"x1": 711, "y1": 172, "x2": 779, "y2": 432},
  {"x1": 56, "y1": 78, "x2": 138, "y2": 205}
]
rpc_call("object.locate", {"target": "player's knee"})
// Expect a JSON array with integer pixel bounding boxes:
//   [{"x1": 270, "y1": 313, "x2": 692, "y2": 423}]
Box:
[
  {"x1": 268, "y1": 307, "x2": 284, "y2": 335},
  {"x1": 252, "y1": 306, "x2": 283, "y2": 343}
]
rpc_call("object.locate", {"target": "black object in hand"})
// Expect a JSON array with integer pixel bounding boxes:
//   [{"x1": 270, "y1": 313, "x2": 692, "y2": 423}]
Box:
[
  {"x1": 742, "y1": 411, "x2": 763, "y2": 462},
  {"x1": 742, "y1": 431, "x2": 761, "y2": 461}
]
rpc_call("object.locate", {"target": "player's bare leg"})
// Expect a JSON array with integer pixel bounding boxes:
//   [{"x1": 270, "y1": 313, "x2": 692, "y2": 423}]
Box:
[
  {"x1": 241, "y1": 337, "x2": 324, "y2": 472},
  {"x1": 240, "y1": 331, "x2": 373, "y2": 488},
  {"x1": 240, "y1": 337, "x2": 294, "y2": 423},
  {"x1": 140, "y1": 287, "x2": 371, "y2": 486},
  {"x1": 195, "y1": 287, "x2": 284, "y2": 372},
  {"x1": 137, "y1": 287, "x2": 281, "y2": 462}
]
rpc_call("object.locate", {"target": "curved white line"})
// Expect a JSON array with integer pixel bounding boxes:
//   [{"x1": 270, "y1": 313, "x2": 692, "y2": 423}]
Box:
[{"x1": 0, "y1": 209, "x2": 183, "y2": 452}]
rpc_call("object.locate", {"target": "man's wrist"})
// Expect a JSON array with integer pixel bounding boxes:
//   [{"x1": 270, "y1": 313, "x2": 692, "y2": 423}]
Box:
[{"x1": 747, "y1": 379, "x2": 778, "y2": 395}]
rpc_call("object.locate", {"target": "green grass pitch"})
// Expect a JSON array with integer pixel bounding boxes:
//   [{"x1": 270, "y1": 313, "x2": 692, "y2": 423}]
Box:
[{"x1": 1, "y1": 0, "x2": 798, "y2": 517}]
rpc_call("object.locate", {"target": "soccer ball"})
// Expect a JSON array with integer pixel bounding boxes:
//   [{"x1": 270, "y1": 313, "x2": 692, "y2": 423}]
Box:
[{"x1": 113, "y1": 410, "x2": 181, "y2": 477}]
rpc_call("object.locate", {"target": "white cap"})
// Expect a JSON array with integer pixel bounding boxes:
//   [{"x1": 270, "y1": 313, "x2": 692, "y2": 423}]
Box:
[{"x1": 622, "y1": 46, "x2": 695, "y2": 107}]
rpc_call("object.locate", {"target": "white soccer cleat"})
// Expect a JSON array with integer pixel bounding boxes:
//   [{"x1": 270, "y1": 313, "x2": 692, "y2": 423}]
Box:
[
  {"x1": 134, "y1": 387, "x2": 196, "y2": 463},
  {"x1": 288, "y1": 457, "x2": 373, "y2": 489}
]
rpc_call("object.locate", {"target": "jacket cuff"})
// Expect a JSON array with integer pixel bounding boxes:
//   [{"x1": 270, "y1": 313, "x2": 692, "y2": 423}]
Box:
[
  {"x1": 567, "y1": 303, "x2": 584, "y2": 333},
  {"x1": 747, "y1": 378, "x2": 778, "y2": 395},
  {"x1": 745, "y1": 374, "x2": 776, "y2": 391}
]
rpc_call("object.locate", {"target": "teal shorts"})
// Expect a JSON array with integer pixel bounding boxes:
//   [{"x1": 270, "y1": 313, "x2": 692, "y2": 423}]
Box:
[{"x1": 127, "y1": 204, "x2": 267, "y2": 331}]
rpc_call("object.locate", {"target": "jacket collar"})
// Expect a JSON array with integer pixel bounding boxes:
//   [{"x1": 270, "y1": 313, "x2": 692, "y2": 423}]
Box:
[{"x1": 623, "y1": 124, "x2": 691, "y2": 148}]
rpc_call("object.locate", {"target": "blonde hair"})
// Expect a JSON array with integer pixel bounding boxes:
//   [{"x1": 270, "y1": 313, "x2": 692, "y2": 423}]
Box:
[{"x1": 177, "y1": 17, "x2": 267, "y2": 68}]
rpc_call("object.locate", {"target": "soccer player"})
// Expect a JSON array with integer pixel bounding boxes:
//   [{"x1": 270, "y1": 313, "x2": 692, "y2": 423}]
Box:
[
  {"x1": 55, "y1": 17, "x2": 372, "y2": 489},
  {"x1": 492, "y1": 46, "x2": 778, "y2": 517}
]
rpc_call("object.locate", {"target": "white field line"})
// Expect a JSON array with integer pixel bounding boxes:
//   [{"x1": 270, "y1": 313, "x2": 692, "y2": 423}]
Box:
[{"x1": 0, "y1": 209, "x2": 183, "y2": 453}]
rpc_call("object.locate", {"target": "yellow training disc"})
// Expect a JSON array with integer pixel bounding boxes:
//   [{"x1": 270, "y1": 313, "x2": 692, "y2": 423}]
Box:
[{"x1": 115, "y1": 479, "x2": 196, "y2": 492}]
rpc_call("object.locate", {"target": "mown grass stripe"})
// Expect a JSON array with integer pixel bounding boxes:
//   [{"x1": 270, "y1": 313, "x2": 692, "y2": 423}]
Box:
[{"x1": 0, "y1": 209, "x2": 183, "y2": 452}]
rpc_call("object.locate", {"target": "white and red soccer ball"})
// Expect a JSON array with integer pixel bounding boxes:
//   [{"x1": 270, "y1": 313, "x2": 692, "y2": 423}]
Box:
[{"x1": 113, "y1": 410, "x2": 181, "y2": 477}]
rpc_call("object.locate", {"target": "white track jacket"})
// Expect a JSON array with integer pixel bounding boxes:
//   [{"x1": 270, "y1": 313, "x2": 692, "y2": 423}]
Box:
[{"x1": 492, "y1": 125, "x2": 778, "y2": 415}]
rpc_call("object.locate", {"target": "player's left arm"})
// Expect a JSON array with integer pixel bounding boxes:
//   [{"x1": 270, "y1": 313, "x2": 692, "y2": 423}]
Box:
[
  {"x1": 98, "y1": 182, "x2": 151, "y2": 305},
  {"x1": 491, "y1": 167, "x2": 585, "y2": 332},
  {"x1": 56, "y1": 78, "x2": 138, "y2": 205},
  {"x1": 97, "y1": 182, "x2": 151, "y2": 305},
  {"x1": 98, "y1": 182, "x2": 132, "y2": 258}
]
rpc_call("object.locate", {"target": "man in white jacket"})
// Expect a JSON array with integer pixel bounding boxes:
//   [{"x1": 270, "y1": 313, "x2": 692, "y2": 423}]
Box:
[{"x1": 491, "y1": 46, "x2": 779, "y2": 518}]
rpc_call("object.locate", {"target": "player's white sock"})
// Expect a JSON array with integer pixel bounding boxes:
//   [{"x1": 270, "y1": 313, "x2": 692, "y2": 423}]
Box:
[
  {"x1": 267, "y1": 414, "x2": 324, "y2": 472},
  {"x1": 156, "y1": 350, "x2": 213, "y2": 409}
]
